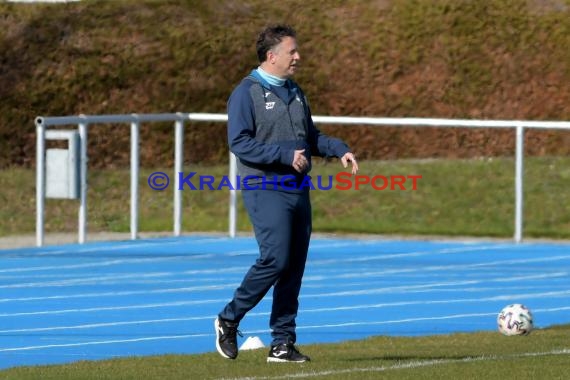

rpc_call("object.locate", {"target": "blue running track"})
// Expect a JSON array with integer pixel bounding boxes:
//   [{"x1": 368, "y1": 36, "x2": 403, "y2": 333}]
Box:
[{"x1": 1, "y1": 236, "x2": 569, "y2": 370}]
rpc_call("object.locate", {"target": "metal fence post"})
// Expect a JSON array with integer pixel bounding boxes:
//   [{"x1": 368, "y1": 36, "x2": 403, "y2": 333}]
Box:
[
  {"x1": 78, "y1": 120, "x2": 88, "y2": 244},
  {"x1": 130, "y1": 117, "x2": 140, "y2": 240},
  {"x1": 514, "y1": 125, "x2": 524, "y2": 243},
  {"x1": 36, "y1": 121, "x2": 46, "y2": 247},
  {"x1": 174, "y1": 117, "x2": 184, "y2": 236}
]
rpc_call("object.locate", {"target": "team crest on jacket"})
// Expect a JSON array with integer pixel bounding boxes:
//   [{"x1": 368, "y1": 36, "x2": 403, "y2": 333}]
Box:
[{"x1": 265, "y1": 102, "x2": 275, "y2": 110}]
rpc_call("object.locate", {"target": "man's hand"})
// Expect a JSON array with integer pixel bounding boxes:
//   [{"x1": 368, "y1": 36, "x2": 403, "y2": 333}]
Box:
[
  {"x1": 341, "y1": 152, "x2": 359, "y2": 175},
  {"x1": 292, "y1": 149, "x2": 309, "y2": 173}
]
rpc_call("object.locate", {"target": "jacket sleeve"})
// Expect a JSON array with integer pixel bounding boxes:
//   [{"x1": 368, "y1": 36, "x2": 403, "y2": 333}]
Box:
[
  {"x1": 305, "y1": 99, "x2": 350, "y2": 158},
  {"x1": 226, "y1": 82, "x2": 294, "y2": 166}
]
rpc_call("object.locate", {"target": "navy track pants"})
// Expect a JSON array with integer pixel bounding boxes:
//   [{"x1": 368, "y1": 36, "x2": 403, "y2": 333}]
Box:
[{"x1": 219, "y1": 189, "x2": 312, "y2": 345}]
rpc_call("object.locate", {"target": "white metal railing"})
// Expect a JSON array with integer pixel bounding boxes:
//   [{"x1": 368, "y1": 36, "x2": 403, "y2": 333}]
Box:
[{"x1": 35, "y1": 113, "x2": 570, "y2": 247}]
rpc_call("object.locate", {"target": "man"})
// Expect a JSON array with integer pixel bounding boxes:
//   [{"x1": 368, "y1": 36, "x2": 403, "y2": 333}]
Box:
[{"x1": 215, "y1": 24, "x2": 358, "y2": 363}]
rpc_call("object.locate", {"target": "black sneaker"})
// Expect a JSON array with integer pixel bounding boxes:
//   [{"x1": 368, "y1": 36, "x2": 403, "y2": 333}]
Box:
[
  {"x1": 215, "y1": 317, "x2": 241, "y2": 359},
  {"x1": 267, "y1": 343, "x2": 311, "y2": 363}
]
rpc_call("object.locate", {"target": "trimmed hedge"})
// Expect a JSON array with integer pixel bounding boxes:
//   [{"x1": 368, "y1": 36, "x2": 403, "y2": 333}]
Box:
[{"x1": 1, "y1": 0, "x2": 569, "y2": 168}]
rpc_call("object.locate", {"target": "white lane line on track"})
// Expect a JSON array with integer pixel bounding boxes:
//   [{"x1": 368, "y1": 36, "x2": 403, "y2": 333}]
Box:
[
  {"x1": 1, "y1": 269, "x2": 567, "y2": 305},
  {"x1": 0, "y1": 283, "x2": 241, "y2": 304},
  {"x1": 0, "y1": 299, "x2": 223, "y2": 317},
  {"x1": 308, "y1": 254, "x2": 570, "y2": 274},
  {"x1": 0, "y1": 256, "x2": 206, "y2": 274},
  {"x1": 309, "y1": 244, "x2": 512, "y2": 265},
  {"x1": 0, "y1": 268, "x2": 249, "y2": 289},
  {"x1": 0, "y1": 243, "x2": 509, "y2": 275},
  {"x1": 1, "y1": 261, "x2": 565, "y2": 290},
  {"x1": 1, "y1": 289, "x2": 569, "y2": 319},
  {"x1": 301, "y1": 273, "x2": 570, "y2": 298},
  {"x1": 1, "y1": 293, "x2": 569, "y2": 334},
  {"x1": 2, "y1": 306, "x2": 570, "y2": 335},
  {"x1": 0, "y1": 238, "x2": 373, "y2": 260},
  {"x1": 3, "y1": 247, "x2": 568, "y2": 289},
  {"x1": 2, "y1": 308, "x2": 569, "y2": 352},
  {"x1": 12, "y1": 237, "x2": 234, "y2": 257},
  {"x1": 0, "y1": 334, "x2": 210, "y2": 352},
  {"x1": 0, "y1": 315, "x2": 218, "y2": 334}
]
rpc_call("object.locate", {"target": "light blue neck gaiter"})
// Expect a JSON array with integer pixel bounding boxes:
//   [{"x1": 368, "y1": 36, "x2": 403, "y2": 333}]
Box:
[{"x1": 256, "y1": 67, "x2": 286, "y2": 87}]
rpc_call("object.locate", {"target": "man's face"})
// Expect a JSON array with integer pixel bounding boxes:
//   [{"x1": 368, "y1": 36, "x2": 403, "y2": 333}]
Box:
[{"x1": 268, "y1": 36, "x2": 300, "y2": 78}]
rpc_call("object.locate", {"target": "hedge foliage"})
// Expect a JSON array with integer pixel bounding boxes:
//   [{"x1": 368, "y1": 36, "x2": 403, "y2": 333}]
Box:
[{"x1": 1, "y1": 0, "x2": 569, "y2": 168}]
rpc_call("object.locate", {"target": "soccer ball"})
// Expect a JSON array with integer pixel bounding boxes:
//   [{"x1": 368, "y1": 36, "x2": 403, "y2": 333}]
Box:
[{"x1": 497, "y1": 304, "x2": 534, "y2": 336}]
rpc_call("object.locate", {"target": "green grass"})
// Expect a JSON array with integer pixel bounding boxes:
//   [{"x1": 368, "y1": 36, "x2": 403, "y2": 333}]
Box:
[
  {"x1": 2, "y1": 325, "x2": 569, "y2": 379},
  {"x1": 1, "y1": 157, "x2": 569, "y2": 240}
]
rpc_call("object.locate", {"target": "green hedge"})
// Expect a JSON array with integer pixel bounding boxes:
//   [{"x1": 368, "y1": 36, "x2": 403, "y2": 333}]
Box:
[{"x1": 1, "y1": 0, "x2": 569, "y2": 169}]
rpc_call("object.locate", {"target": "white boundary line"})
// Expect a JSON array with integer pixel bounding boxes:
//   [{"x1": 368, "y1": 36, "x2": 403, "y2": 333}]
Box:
[{"x1": 217, "y1": 349, "x2": 570, "y2": 380}]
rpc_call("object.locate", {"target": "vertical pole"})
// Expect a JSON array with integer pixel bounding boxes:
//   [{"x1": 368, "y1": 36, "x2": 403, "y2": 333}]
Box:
[
  {"x1": 36, "y1": 120, "x2": 46, "y2": 247},
  {"x1": 514, "y1": 125, "x2": 524, "y2": 243},
  {"x1": 130, "y1": 119, "x2": 140, "y2": 240},
  {"x1": 229, "y1": 152, "x2": 237, "y2": 238},
  {"x1": 78, "y1": 121, "x2": 88, "y2": 244},
  {"x1": 174, "y1": 117, "x2": 184, "y2": 236}
]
